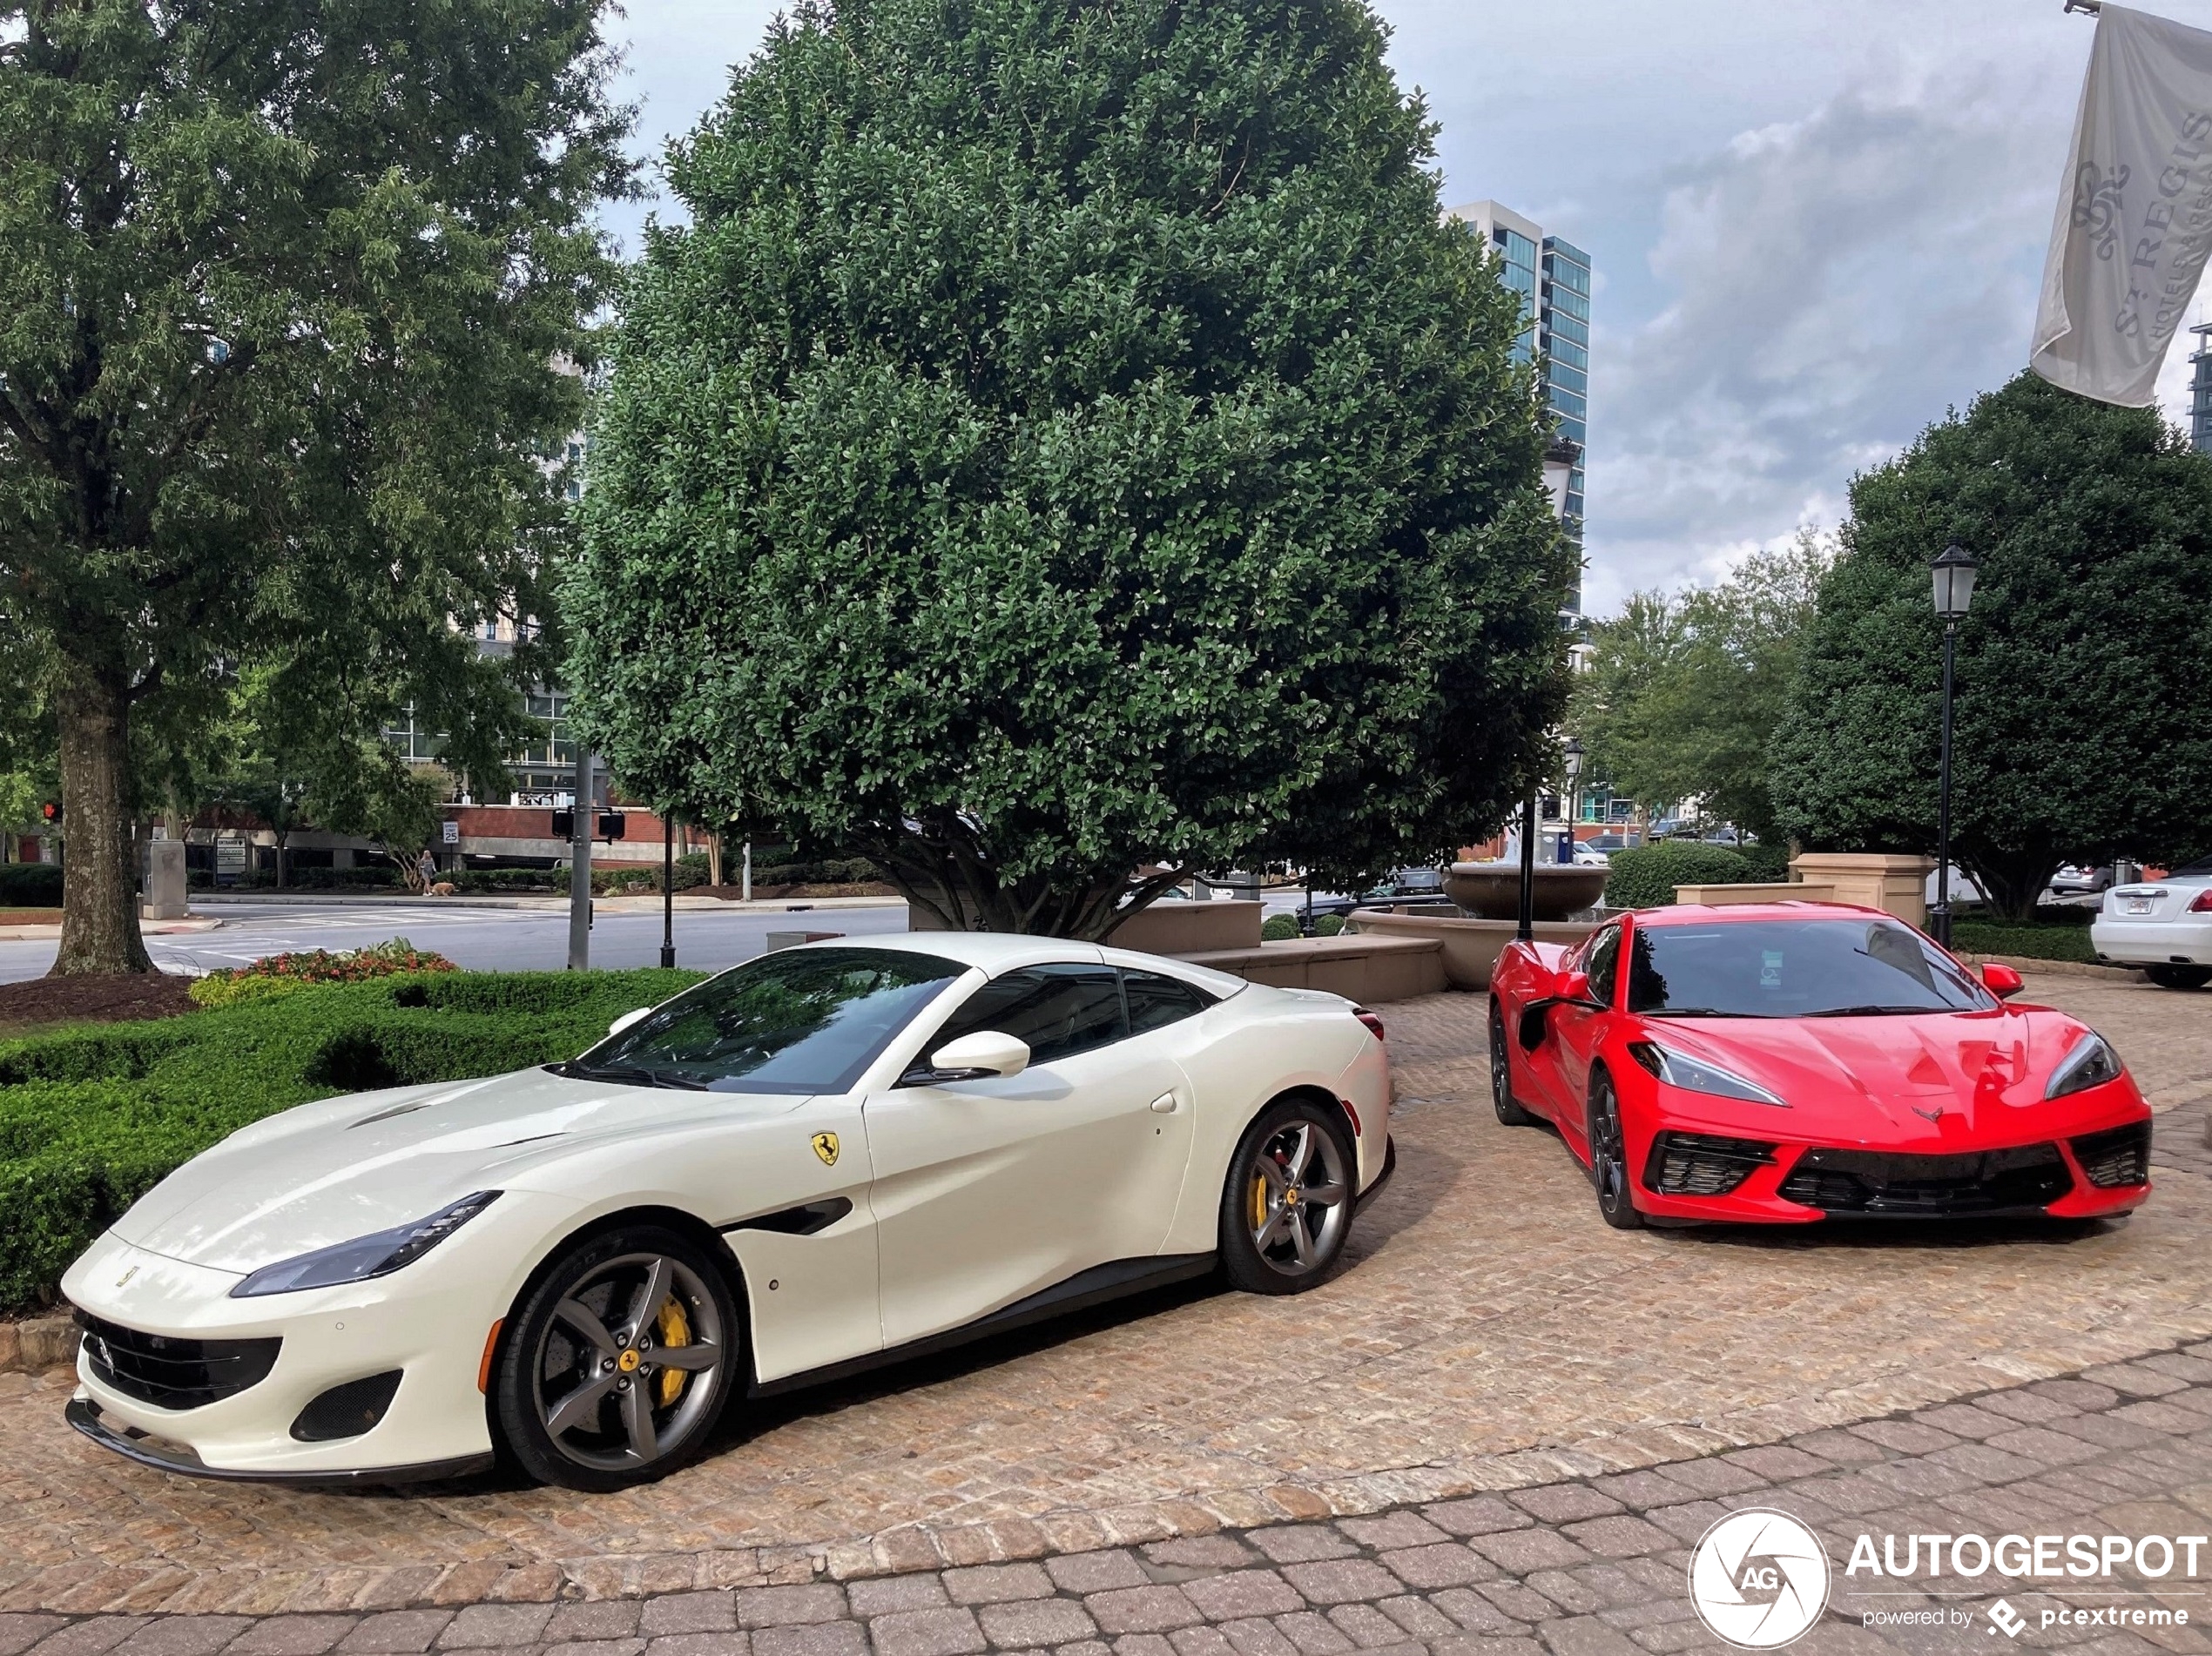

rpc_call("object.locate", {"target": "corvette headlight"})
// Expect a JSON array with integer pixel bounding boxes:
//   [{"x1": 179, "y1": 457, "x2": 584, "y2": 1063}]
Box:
[
  {"x1": 1628, "y1": 1041, "x2": 1787, "y2": 1107},
  {"x1": 2046, "y1": 1033, "x2": 2124, "y2": 1101},
  {"x1": 230, "y1": 1191, "x2": 502, "y2": 1298}
]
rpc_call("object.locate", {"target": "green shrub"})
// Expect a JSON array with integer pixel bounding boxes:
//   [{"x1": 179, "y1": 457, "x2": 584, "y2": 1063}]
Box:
[
  {"x1": 189, "y1": 938, "x2": 458, "y2": 1005},
  {"x1": 1261, "y1": 913, "x2": 1300, "y2": 941},
  {"x1": 0, "y1": 863, "x2": 62, "y2": 905},
  {"x1": 1737, "y1": 842, "x2": 1791, "y2": 882},
  {"x1": 1603, "y1": 843, "x2": 1753, "y2": 909},
  {"x1": 1950, "y1": 911, "x2": 2097, "y2": 966},
  {"x1": 0, "y1": 966, "x2": 705, "y2": 1310},
  {"x1": 1313, "y1": 912, "x2": 1346, "y2": 937}
]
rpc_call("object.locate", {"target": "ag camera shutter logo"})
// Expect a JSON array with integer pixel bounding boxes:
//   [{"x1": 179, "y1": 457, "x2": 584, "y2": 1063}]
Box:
[{"x1": 1689, "y1": 1509, "x2": 1832, "y2": 1648}]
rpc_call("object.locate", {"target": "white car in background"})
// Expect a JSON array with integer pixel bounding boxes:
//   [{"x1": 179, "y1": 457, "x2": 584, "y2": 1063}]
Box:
[
  {"x1": 2092, "y1": 860, "x2": 2212, "y2": 989},
  {"x1": 63, "y1": 934, "x2": 1394, "y2": 1490}
]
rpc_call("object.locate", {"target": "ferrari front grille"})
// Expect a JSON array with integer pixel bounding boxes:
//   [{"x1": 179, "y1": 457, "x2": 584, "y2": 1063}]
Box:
[
  {"x1": 77, "y1": 1313, "x2": 281, "y2": 1411},
  {"x1": 1643, "y1": 1133, "x2": 1777, "y2": 1197},
  {"x1": 1777, "y1": 1144, "x2": 2073, "y2": 1216},
  {"x1": 2069, "y1": 1121, "x2": 2152, "y2": 1188}
]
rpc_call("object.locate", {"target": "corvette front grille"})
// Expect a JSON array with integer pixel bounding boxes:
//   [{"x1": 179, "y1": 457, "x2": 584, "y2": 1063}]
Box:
[
  {"x1": 1777, "y1": 1144, "x2": 2072, "y2": 1216},
  {"x1": 1642, "y1": 1133, "x2": 1777, "y2": 1197},
  {"x1": 77, "y1": 1313, "x2": 281, "y2": 1411},
  {"x1": 2069, "y1": 1121, "x2": 2152, "y2": 1188}
]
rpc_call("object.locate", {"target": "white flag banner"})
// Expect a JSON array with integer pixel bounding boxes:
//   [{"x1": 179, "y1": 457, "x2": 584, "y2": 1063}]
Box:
[{"x1": 2032, "y1": 3, "x2": 2212, "y2": 407}]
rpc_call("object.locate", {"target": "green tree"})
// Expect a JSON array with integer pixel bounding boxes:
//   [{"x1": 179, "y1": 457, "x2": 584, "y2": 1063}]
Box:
[
  {"x1": 1573, "y1": 535, "x2": 1827, "y2": 842},
  {"x1": 1770, "y1": 372, "x2": 2212, "y2": 919},
  {"x1": 570, "y1": 0, "x2": 1574, "y2": 938},
  {"x1": 0, "y1": 0, "x2": 631, "y2": 973}
]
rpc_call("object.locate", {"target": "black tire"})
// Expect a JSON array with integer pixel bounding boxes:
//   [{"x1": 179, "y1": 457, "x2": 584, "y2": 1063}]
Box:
[
  {"x1": 2144, "y1": 964, "x2": 2212, "y2": 990},
  {"x1": 1586, "y1": 1067, "x2": 1643, "y2": 1230},
  {"x1": 1489, "y1": 1000, "x2": 1534, "y2": 1126},
  {"x1": 1218, "y1": 1097, "x2": 1357, "y2": 1295},
  {"x1": 496, "y1": 1224, "x2": 741, "y2": 1491}
]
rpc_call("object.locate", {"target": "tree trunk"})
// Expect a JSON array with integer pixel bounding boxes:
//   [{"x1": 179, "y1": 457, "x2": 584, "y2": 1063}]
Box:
[
  {"x1": 274, "y1": 828, "x2": 288, "y2": 890},
  {"x1": 52, "y1": 661, "x2": 152, "y2": 975}
]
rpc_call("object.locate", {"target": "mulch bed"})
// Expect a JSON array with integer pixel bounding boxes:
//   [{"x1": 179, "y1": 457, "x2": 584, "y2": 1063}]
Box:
[
  {"x1": 0, "y1": 973, "x2": 198, "y2": 1036},
  {"x1": 0, "y1": 910, "x2": 63, "y2": 926}
]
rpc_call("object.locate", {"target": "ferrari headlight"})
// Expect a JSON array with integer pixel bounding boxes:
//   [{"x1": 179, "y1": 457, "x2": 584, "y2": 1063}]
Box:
[
  {"x1": 230, "y1": 1191, "x2": 501, "y2": 1298},
  {"x1": 2046, "y1": 1033, "x2": 2124, "y2": 1101},
  {"x1": 1628, "y1": 1041, "x2": 1787, "y2": 1107}
]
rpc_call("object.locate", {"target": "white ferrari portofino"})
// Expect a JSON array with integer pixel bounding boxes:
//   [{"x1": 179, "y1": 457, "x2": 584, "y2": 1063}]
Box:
[{"x1": 64, "y1": 933, "x2": 1394, "y2": 1490}]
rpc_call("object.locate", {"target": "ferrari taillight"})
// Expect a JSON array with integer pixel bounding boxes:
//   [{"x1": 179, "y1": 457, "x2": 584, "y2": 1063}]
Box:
[
  {"x1": 2188, "y1": 889, "x2": 2212, "y2": 913},
  {"x1": 1352, "y1": 1007, "x2": 1386, "y2": 1041}
]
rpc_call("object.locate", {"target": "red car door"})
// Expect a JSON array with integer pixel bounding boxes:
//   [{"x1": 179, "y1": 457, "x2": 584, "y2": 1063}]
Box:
[{"x1": 1546, "y1": 921, "x2": 1623, "y2": 1161}]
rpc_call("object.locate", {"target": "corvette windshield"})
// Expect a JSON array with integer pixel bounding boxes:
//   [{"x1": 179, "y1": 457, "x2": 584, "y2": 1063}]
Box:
[
  {"x1": 562, "y1": 948, "x2": 967, "y2": 1094},
  {"x1": 1626, "y1": 919, "x2": 1993, "y2": 1019}
]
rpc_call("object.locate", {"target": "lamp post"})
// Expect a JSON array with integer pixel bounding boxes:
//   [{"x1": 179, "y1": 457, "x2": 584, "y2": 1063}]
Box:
[
  {"x1": 659, "y1": 814, "x2": 677, "y2": 969},
  {"x1": 1562, "y1": 739, "x2": 1585, "y2": 865},
  {"x1": 1929, "y1": 542, "x2": 1979, "y2": 948}
]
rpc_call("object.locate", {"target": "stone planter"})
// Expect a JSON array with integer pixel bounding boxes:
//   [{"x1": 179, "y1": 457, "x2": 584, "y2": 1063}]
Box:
[
  {"x1": 1346, "y1": 908, "x2": 1601, "y2": 990},
  {"x1": 1443, "y1": 862, "x2": 1607, "y2": 922}
]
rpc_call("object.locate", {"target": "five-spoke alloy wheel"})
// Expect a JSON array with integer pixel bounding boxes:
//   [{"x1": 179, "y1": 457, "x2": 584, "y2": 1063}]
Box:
[
  {"x1": 1219, "y1": 1099, "x2": 1355, "y2": 1294},
  {"x1": 497, "y1": 1225, "x2": 739, "y2": 1491},
  {"x1": 1489, "y1": 1000, "x2": 1534, "y2": 1126},
  {"x1": 1586, "y1": 1068, "x2": 1643, "y2": 1230}
]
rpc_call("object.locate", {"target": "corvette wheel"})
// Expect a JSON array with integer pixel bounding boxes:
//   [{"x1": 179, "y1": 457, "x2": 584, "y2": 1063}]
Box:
[
  {"x1": 1586, "y1": 1068, "x2": 1643, "y2": 1231},
  {"x1": 2145, "y1": 964, "x2": 2212, "y2": 990},
  {"x1": 497, "y1": 1225, "x2": 738, "y2": 1491},
  {"x1": 1489, "y1": 1000, "x2": 1534, "y2": 1126},
  {"x1": 1219, "y1": 1100, "x2": 1354, "y2": 1295}
]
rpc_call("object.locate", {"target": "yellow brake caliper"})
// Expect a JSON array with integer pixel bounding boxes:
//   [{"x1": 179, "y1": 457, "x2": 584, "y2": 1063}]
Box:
[
  {"x1": 1251, "y1": 1169, "x2": 1269, "y2": 1234},
  {"x1": 656, "y1": 1297, "x2": 692, "y2": 1406}
]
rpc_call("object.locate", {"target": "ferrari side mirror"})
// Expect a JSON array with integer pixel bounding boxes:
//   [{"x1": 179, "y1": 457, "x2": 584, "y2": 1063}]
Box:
[
  {"x1": 927, "y1": 1030, "x2": 1032, "y2": 1080},
  {"x1": 1981, "y1": 962, "x2": 2024, "y2": 1000},
  {"x1": 609, "y1": 1006, "x2": 652, "y2": 1039}
]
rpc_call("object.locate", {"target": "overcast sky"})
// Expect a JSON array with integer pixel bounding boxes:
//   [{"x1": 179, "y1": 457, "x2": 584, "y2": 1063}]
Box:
[{"x1": 599, "y1": 0, "x2": 2212, "y2": 616}]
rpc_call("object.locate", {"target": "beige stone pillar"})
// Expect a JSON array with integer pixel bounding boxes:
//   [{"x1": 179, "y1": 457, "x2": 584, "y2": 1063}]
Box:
[{"x1": 1787, "y1": 852, "x2": 1936, "y2": 930}]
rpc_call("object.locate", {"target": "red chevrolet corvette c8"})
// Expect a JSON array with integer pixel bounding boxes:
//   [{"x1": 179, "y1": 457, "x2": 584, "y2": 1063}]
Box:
[{"x1": 1488, "y1": 902, "x2": 2152, "y2": 1228}]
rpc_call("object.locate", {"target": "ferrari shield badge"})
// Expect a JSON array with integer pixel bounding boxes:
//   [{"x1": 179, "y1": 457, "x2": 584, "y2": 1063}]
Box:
[{"x1": 811, "y1": 1131, "x2": 840, "y2": 1167}]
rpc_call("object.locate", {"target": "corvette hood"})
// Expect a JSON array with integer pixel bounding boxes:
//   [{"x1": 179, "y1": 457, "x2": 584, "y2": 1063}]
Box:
[
  {"x1": 1635, "y1": 1006, "x2": 2099, "y2": 1144},
  {"x1": 111, "y1": 1068, "x2": 809, "y2": 1275}
]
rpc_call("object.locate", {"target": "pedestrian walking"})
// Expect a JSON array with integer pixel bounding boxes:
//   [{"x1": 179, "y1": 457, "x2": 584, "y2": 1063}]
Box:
[{"x1": 417, "y1": 847, "x2": 438, "y2": 892}]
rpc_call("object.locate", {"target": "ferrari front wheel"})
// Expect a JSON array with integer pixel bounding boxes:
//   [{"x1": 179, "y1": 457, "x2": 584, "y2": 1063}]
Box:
[
  {"x1": 1219, "y1": 1100, "x2": 1354, "y2": 1295},
  {"x1": 1489, "y1": 1000, "x2": 1534, "y2": 1125},
  {"x1": 1586, "y1": 1068, "x2": 1643, "y2": 1230},
  {"x1": 496, "y1": 1224, "x2": 740, "y2": 1491}
]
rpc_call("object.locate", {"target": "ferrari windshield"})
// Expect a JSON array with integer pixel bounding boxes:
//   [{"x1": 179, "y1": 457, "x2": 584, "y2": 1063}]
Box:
[
  {"x1": 1625, "y1": 919, "x2": 1993, "y2": 1018},
  {"x1": 563, "y1": 947, "x2": 968, "y2": 1093}
]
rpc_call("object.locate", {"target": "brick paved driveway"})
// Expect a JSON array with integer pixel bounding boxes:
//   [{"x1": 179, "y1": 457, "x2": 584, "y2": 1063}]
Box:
[{"x1": 1, "y1": 976, "x2": 2206, "y2": 1625}]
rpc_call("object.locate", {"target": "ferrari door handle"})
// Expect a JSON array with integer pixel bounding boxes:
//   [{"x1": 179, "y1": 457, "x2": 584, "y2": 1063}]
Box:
[{"x1": 1150, "y1": 1093, "x2": 1178, "y2": 1114}]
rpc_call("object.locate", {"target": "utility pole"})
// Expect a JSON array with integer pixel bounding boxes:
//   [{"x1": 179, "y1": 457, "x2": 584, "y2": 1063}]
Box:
[
  {"x1": 568, "y1": 748, "x2": 594, "y2": 970},
  {"x1": 660, "y1": 813, "x2": 677, "y2": 969}
]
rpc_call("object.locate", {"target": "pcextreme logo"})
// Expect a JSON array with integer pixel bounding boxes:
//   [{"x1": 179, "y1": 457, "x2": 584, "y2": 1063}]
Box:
[{"x1": 1689, "y1": 1510, "x2": 1833, "y2": 1649}]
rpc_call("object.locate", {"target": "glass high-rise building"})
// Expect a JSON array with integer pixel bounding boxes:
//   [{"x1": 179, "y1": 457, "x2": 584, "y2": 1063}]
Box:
[
  {"x1": 1447, "y1": 201, "x2": 1589, "y2": 617},
  {"x1": 2189, "y1": 321, "x2": 2212, "y2": 453}
]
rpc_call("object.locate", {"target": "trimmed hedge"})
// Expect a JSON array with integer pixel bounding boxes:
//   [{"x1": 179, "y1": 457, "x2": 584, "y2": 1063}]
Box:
[
  {"x1": 0, "y1": 967, "x2": 703, "y2": 1312},
  {"x1": 1950, "y1": 909, "x2": 2098, "y2": 966},
  {"x1": 1603, "y1": 843, "x2": 1757, "y2": 908},
  {"x1": 0, "y1": 864, "x2": 62, "y2": 905}
]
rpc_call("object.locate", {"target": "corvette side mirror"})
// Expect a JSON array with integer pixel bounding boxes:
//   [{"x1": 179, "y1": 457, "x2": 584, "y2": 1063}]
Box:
[
  {"x1": 925, "y1": 1030, "x2": 1031, "y2": 1081},
  {"x1": 609, "y1": 1006, "x2": 652, "y2": 1039},
  {"x1": 1981, "y1": 962, "x2": 2024, "y2": 1000}
]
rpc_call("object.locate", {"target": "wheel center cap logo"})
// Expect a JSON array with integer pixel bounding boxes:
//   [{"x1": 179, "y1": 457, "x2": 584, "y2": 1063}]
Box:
[
  {"x1": 617, "y1": 1349, "x2": 641, "y2": 1373},
  {"x1": 1689, "y1": 1509, "x2": 1831, "y2": 1648}
]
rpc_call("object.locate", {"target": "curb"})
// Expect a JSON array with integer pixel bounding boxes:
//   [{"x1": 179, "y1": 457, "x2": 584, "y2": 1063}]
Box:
[{"x1": 1955, "y1": 951, "x2": 2145, "y2": 982}]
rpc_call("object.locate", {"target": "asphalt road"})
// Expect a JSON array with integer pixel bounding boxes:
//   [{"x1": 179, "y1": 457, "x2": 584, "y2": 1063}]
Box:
[{"x1": 0, "y1": 899, "x2": 916, "y2": 985}]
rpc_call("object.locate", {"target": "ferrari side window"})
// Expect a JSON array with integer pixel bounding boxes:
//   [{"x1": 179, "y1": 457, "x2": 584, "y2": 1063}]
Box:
[
  {"x1": 925, "y1": 965, "x2": 1130, "y2": 1067},
  {"x1": 1583, "y1": 926, "x2": 1622, "y2": 1006},
  {"x1": 1123, "y1": 969, "x2": 1215, "y2": 1035}
]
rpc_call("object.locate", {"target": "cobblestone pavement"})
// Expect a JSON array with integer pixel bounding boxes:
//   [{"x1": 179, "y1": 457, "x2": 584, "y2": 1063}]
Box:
[
  {"x1": 4, "y1": 1347, "x2": 2210, "y2": 1656},
  {"x1": 0, "y1": 977, "x2": 2206, "y2": 1624}
]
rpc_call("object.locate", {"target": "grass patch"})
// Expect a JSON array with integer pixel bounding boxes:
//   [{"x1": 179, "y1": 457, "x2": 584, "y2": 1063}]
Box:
[{"x1": 0, "y1": 967, "x2": 703, "y2": 1313}]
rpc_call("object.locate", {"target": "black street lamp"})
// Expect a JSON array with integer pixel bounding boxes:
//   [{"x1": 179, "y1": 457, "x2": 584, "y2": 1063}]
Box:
[
  {"x1": 1929, "y1": 543, "x2": 1979, "y2": 947},
  {"x1": 660, "y1": 813, "x2": 678, "y2": 969}
]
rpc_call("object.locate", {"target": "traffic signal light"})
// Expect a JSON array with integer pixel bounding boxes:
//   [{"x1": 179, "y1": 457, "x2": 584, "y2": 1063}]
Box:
[
  {"x1": 597, "y1": 811, "x2": 625, "y2": 840},
  {"x1": 550, "y1": 809, "x2": 574, "y2": 839},
  {"x1": 39, "y1": 801, "x2": 59, "y2": 825}
]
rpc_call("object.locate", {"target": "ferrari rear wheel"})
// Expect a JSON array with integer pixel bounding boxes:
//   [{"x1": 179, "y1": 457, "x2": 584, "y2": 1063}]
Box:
[
  {"x1": 1219, "y1": 1099, "x2": 1354, "y2": 1295},
  {"x1": 1586, "y1": 1068, "x2": 1643, "y2": 1231},
  {"x1": 497, "y1": 1225, "x2": 739, "y2": 1491},
  {"x1": 2145, "y1": 964, "x2": 2212, "y2": 990},
  {"x1": 1489, "y1": 1000, "x2": 1534, "y2": 1126}
]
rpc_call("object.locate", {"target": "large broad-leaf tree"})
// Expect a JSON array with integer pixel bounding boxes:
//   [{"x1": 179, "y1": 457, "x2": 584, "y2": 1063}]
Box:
[
  {"x1": 1770, "y1": 372, "x2": 2212, "y2": 919},
  {"x1": 570, "y1": 0, "x2": 1575, "y2": 939},
  {"x1": 0, "y1": 0, "x2": 631, "y2": 973},
  {"x1": 1572, "y1": 535, "x2": 1827, "y2": 842}
]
